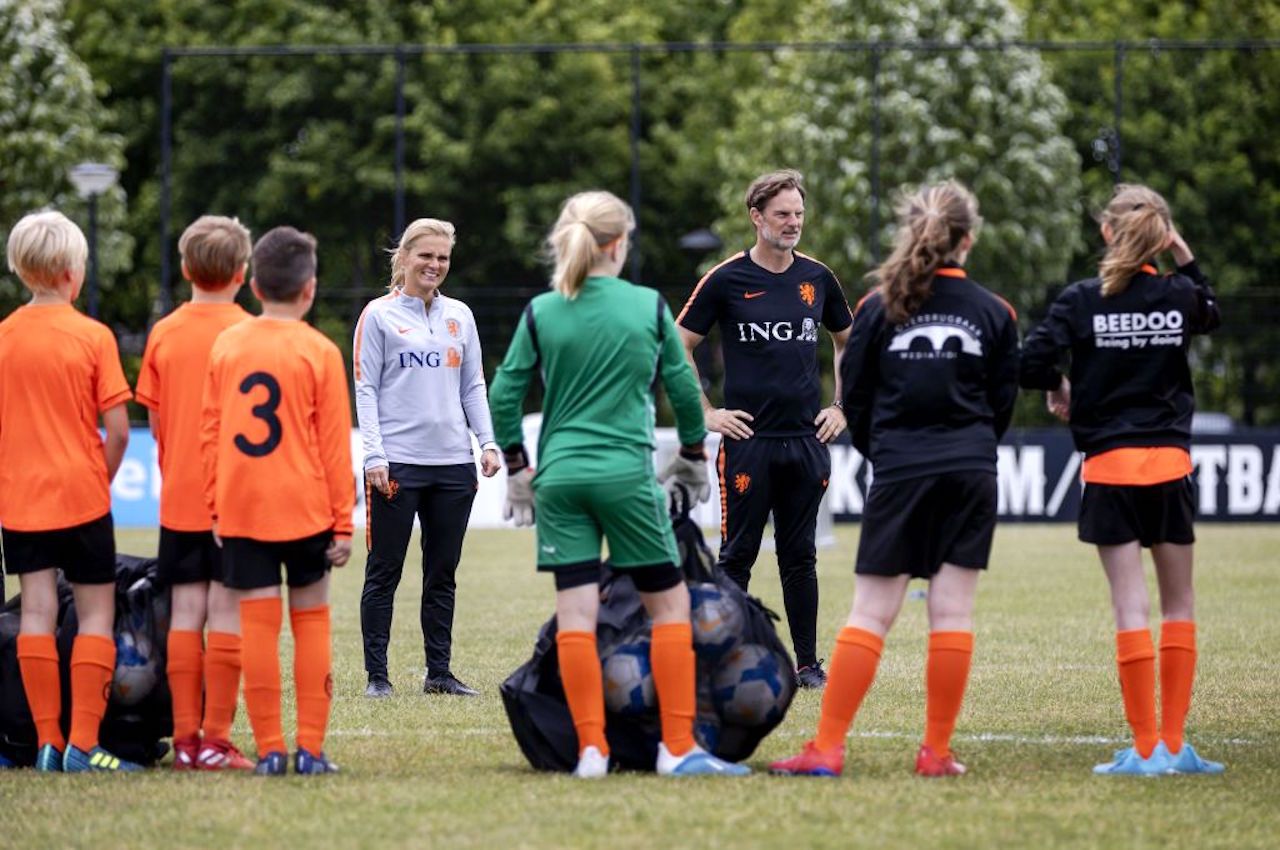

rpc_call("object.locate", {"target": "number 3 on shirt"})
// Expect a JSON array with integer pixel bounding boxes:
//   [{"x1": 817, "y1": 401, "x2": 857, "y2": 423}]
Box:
[{"x1": 234, "y1": 371, "x2": 283, "y2": 457}]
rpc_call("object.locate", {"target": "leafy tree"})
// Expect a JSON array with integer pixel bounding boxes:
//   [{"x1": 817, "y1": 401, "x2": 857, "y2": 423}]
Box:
[
  {"x1": 0, "y1": 0, "x2": 130, "y2": 317},
  {"x1": 715, "y1": 0, "x2": 1083, "y2": 319},
  {"x1": 1018, "y1": 0, "x2": 1280, "y2": 425}
]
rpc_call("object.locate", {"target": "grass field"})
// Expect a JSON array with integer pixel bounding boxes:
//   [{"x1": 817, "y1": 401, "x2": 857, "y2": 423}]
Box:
[{"x1": 2, "y1": 524, "x2": 1278, "y2": 850}]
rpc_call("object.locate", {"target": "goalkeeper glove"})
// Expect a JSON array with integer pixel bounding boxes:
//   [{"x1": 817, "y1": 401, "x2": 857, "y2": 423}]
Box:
[
  {"x1": 659, "y1": 445, "x2": 710, "y2": 505},
  {"x1": 503, "y1": 445, "x2": 535, "y2": 527}
]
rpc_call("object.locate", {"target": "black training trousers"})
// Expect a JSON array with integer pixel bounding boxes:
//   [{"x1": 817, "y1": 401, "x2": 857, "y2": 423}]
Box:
[
  {"x1": 716, "y1": 435, "x2": 830, "y2": 669},
  {"x1": 360, "y1": 462, "x2": 477, "y2": 680}
]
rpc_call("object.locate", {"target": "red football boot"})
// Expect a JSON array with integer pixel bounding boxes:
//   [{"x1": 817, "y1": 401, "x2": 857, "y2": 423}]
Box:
[
  {"x1": 769, "y1": 741, "x2": 844, "y2": 777},
  {"x1": 915, "y1": 744, "x2": 967, "y2": 777},
  {"x1": 172, "y1": 735, "x2": 200, "y2": 771},
  {"x1": 197, "y1": 738, "x2": 255, "y2": 771}
]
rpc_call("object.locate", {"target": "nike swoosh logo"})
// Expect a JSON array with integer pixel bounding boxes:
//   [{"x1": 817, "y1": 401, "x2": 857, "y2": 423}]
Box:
[
  {"x1": 744, "y1": 291, "x2": 766, "y2": 299},
  {"x1": 397, "y1": 326, "x2": 413, "y2": 334}
]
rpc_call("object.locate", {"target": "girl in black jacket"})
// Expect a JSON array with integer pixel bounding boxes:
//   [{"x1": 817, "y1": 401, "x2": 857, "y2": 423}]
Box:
[{"x1": 1021, "y1": 183, "x2": 1222, "y2": 776}]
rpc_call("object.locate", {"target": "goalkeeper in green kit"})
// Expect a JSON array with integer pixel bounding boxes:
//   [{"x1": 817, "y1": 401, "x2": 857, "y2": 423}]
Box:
[{"x1": 489, "y1": 190, "x2": 750, "y2": 779}]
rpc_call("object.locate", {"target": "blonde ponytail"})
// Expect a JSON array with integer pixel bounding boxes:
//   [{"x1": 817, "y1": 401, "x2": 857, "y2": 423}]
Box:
[
  {"x1": 869, "y1": 180, "x2": 980, "y2": 324},
  {"x1": 1098, "y1": 184, "x2": 1171, "y2": 297},
  {"x1": 547, "y1": 191, "x2": 634, "y2": 299}
]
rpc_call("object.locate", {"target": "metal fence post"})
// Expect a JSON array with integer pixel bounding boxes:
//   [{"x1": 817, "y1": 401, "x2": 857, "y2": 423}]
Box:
[
  {"x1": 629, "y1": 46, "x2": 643, "y2": 283},
  {"x1": 159, "y1": 49, "x2": 173, "y2": 315},
  {"x1": 394, "y1": 46, "x2": 407, "y2": 242}
]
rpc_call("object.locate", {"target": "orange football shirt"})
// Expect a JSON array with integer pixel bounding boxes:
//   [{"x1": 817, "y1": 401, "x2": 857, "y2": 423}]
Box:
[
  {"x1": 201, "y1": 317, "x2": 354, "y2": 541},
  {"x1": 0, "y1": 304, "x2": 132, "y2": 531},
  {"x1": 136, "y1": 302, "x2": 251, "y2": 531}
]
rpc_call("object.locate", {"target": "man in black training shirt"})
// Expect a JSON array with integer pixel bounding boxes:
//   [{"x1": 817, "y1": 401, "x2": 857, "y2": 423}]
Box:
[{"x1": 676, "y1": 169, "x2": 853, "y2": 689}]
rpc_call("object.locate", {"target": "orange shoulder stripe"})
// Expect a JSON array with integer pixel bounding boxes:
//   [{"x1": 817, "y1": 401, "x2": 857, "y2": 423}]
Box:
[
  {"x1": 853, "y1": 289, "x2": 877, "y2": 317},
  {"x1": 352, "y1": 291, "x2": 396, "y2": 382},
  {"x1": 676, "y1": 252, "x2": 744, "y2": 326}
]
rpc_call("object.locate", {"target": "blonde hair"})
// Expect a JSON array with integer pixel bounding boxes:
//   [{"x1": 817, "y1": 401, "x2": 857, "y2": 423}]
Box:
[
  {"x1": 1099, "y1": 184, "x2": 1171, "y2": 297},
  {"x1": 390, "y1": 218, "x2": 456, "y2": 290},
  {"x1": 6, "y1": 210, "x2": 88, "y2": 292},
  {"x1": 179, "y1": 215, "x2": 251, "y2": 289},
  {"x1": 869, "y1": 181, "x2": 981, "y2": 324},
  {"x1": 547, "y1": 191, "x2": 634, "y2": 299}
]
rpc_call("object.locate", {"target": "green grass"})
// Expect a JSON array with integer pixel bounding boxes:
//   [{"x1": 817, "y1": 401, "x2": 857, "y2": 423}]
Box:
[{"x1": 2, "y1": 524, "x2": 1278, "y2": 850}]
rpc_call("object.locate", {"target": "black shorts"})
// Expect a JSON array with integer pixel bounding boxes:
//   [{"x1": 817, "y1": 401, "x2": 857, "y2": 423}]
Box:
[
  {"x1": 0, "y1": 513, "x2": 116, "y2": 584},
  {"x1": 856, "y1": 472, "x2": 997, "y2": 579},
  {"x1": 1078, "y1": 477, "x2": 1196, "y2": 547},
  {"x1": 158, "y1": 527, "x2": 224, "y2": 586},
  {"x1": 220, "y1": 531, "x2": 333, "y2": 591}
]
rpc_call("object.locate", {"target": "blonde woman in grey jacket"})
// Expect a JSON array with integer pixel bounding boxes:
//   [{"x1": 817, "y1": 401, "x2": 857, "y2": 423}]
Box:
[{"x1": 353, "y1": 218, "x2": 500, "y2": 698}]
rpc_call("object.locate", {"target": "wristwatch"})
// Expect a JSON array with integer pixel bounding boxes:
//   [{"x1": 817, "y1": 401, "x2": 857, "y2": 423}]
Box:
[{"x1": 830, "y1": 400, "x2": 844, "y2": 410}]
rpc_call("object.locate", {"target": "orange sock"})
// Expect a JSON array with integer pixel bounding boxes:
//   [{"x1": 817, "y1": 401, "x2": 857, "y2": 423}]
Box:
[
  {"x1": 1159, "y1": 620, "x2": 1197, "y2": 754},
  {"x1": 240, "y1": 597, "x2": 285, "y2": 756},
  {"x1": 814, "y1": 627, "x2": 884, "y2": 752},
  {"x1": 290, "y1": 606, "x2": 332, "y2": 755},
  {"x1": 202, "y1": 631, "x2": 241, "y2": 742},
  {"x1": 1116, "y1": 628, "x2": 1158, "y2": 758},
  {"x1": 924, "y1": 631, "x2": 974, "y2": 758},
  {"x1": 650, "y1": 622, "x2": 696, "y2": 757},
  {"x1": 555, "y1": 630, "x2": 608, "y2": 756},
  {"x1": 16, "y1": 634, "x2": 65, "y2": 751},
  {"x1": 167, "y1": 629, "x2": 204, "y2": 741},
  {"x1": 68, "y1": 634, "x2": 115, "y2": 753}
]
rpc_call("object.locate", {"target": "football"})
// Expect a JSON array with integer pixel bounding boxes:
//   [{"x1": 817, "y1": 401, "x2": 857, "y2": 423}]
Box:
[
  {"x1": 711, "y1": 643, "x2": 791, "y2": 726},
  {"x1": 601, "y1": 640, "x2": 655, "y2": 715},
  {"x1": 113, "y1": 626, "x2": 158, "y2": 707},
  {"x1": 689, "y1": 583, "x2": 744, "y2": 660}
]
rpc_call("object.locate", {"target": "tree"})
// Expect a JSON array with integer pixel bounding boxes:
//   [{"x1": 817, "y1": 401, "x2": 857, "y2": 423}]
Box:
[
  {"x1": 714, "y1": 0, "x2": 1084, "y2": 319},
  {"x1": 0, "y1": 0, "x2": 130, "y2": 317},
  {"x1": 1018, "y1": 0, "x2": 1280, "y2": 424}
]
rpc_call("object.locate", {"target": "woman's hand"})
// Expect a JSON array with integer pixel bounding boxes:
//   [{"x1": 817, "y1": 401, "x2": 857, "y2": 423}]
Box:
[
  {"x1": 480, "y1": 448, "x2": 501, "y2": 478},
  {"x1": 366, "y1": 465, "x2": 392, "y2": 497},
  {"x1": 1047, "y1": 376, "x2": 1071, "y2": 422},
  {"x1": 1165, "y1": 227, "x2": 1194, "y2": 266}
]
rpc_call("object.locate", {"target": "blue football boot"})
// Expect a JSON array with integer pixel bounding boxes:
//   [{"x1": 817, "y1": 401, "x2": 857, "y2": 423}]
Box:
[
  {"x1": 294, "y1": 748, "x2": 339, "y2": 775},
  {"x1": 656, "y1": 743, "x2": 751, "y2": 777},
  {"x1": 1157, "y1": 741, "x2": 1225, "y2": 775},
  {"x1": 1092, "y1": 745, "x2": 1170, "y2": 776},
  {"x1": 63, "y1": 745, "x2": 143, "y2": 773},
  {"x1": 34, "y1": 744, "x2": 63, "y2": 772},
  {"x1": 254, "y1": 751, "x2": 288, "y2": 776}
]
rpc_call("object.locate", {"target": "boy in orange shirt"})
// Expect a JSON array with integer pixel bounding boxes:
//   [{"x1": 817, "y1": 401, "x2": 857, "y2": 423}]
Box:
[
  {"x1": 0, "y1": 211, "x2": 138, "y2": 772},
  {"x1": 136, "y1": 215, "x2": 254, "y2": 770},
  {"x1": 200, "y1": 225, "x2": 354, "y2": 775}
]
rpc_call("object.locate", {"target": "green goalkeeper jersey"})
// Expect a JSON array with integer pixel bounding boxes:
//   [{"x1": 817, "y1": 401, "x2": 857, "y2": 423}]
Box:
[{"x1": 489, "y1": 275, "x2": 707, "y2": 484}]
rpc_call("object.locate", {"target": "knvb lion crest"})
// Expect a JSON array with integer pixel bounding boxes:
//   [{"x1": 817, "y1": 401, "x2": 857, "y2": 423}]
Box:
[
  {"x1": 798, "y1": 282, "x2": 816, "y2": 307},
  {"x1": 446, "y1": 318, "x2": 461, "y2": 338},
  {"x1": 445, "y1": 347, "x2": 462, "y2": 368},
  {"x1": 733, "y1": 473, "x2": 751, "y2": 495}
]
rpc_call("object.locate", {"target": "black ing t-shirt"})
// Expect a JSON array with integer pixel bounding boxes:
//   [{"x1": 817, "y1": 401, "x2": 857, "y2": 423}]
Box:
[{"x1": 677, "y1": 250, "x2": 853, "y2": 436}]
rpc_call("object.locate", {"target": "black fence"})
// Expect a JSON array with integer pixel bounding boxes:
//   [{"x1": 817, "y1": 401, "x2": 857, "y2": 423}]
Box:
[{"x1": 147, "y1": 40, "x2": 1280, "y2": 427}]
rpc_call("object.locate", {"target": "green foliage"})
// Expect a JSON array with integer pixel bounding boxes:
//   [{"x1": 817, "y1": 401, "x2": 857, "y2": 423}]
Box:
[
  {"x1": 715, "y1": 0, "x2": 1084, "y2": 319},
  {"x1": 0, "y1": 0, "x2": 130, "y2": 316},
  {"x1": 1017, "y1": 0, "x2": 1280, "y2": 425}
]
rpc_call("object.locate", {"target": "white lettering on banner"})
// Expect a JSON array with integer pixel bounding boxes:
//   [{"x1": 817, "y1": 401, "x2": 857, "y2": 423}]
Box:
[
  {"x1": 1191, "y1": 445, "x2": 1227, "y2": 514},
  {"x1": 997, "y1": 446, "x2": 1045, "y2": 515},
  {"x1": 827, "y1": 445, "x2": 864, "y2": 513},
  {"x1": 112, "y1": 459, "x2": 147, "y2": 501},
  {"x1": 1266, "y1": 447, "x2": 1280, "y2": 514},
  {"x1": 1046, "y1": 451, "x2": 1082, "y2": 517},
  {"x1": 1228, "y1": 444, "x2": 1265, "y2": 514}
]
